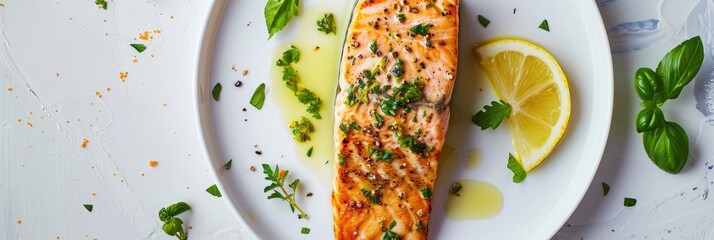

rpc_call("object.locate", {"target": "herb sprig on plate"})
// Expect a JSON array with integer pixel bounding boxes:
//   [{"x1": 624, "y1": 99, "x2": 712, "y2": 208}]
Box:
[
  {"x1": 264, "y1": 0, "x2": 300, "y2": 39},
  {"x1": 262, "y1": 164, "x2": 308, "y2": 219},
  {"x1": 159, "y1": 202, "x2": 191, "y2": 240}
]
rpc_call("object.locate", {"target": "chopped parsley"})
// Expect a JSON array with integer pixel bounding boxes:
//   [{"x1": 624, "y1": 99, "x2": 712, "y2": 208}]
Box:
[
  {"x1": 289, "y1": 117, "x2": 315, "y2": 142},
  {"x1": 415, "y1": 220, "x2": 424, "y2": 232},
  {"x1": 451, "y1": 182, "x2": 462, "y2": 196},
  {"x1": 477, "y1": 15, "x2": 490, "y2": 28},
  {"x1": 281, "y1": 66, "x2": 299, "y2": 92},
  {"x1": 373, "y1": 112, "x2": 384, "y2": 124},
  {"x1": 95, "y1": 0, "x2": 107, "y2": 9},
  {"x1": 396, "y1": 14, "x2": 406, "y2": 23},
  {"x1": 382, "y1": 220, "x2": 399, "y2": 240},
  {"x1": 409, "y1": 23, "x2": 432, "y2": 36},
  {"x1": 301, "y1": 227, "x2": 311, "y2": 234},
  {"x1": 212, "y1": 83, "x2": 222, "y2": 101},
  {"x1": 507, "y1": 154, "x2": 527, "y2": 183},
  {"x1": 306, "y1": 147, "x2": 313, "y2": 157},
  {"x1": 83, "y1": 204, "x2": 93, "y2": 212},
  {"x1": 361, "y1": 188, "x2": 381, "y2": 204},
  {"x1": 316, "y1": 13, "x2": 336, "y2": 34},
  {"x1": 296, "y1": 89, "x2": 323, "y2": 119},
  {"x1": 276, "y1": 46, "x2": 300, "y2": 67},
  {"x1": 420, "y1": 187, "x2": 433, "y2": 199},
  {"x1": 390, "y1": 58, "x2": 405, "y2": 78},
  {"x1": 539, "y1": 19, "x2": 550, "y2": 32},
  {"x1": 396, "y1": 132, "x2": 428, "y2": 156},
  {"x1": 472, "y1": 100, "x2": 512, "y2": 130},
  {"x1": 380, "y1": 79, "x2": 423, "y2": 116},
  {"x1": 624, "y1": 197, "x2": 637, "y2": 207},
  {"x1": 339, "y1": 121, "x2": 359, "y2": 135},
  {"x1": 338, "y1": 154, "x2": 347, "y2": 166},
  {"x1": 224, "y1": 159, "x2": 233, "y2": 170},
  {"x1": 249, "y1": 83, "x2": 266, "y2": 110},
  {"x1": 368, "y1": 146, "x2": 394, "y2": 163},
  {"x1": 206, "y1": 184, "x2": 222, "y2": 197},
  {"x1": 602, "y1": 182, "x2": 610, "y2": 196},
  {"x1": 130, "y1": 43, "x2": 146, "y2": 53},
  {"x1": 370, "y1": 40, "x2": 378, "y2": 54}
]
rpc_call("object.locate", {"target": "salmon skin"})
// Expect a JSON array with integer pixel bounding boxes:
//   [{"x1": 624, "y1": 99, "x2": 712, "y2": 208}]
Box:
[{"x1": 332, "y1": 0, "x2": 459, "y2": 239}]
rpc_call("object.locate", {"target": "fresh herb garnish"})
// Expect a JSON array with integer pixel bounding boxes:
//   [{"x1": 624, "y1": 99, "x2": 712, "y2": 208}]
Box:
[
  {"x1": 602, "y1": 182, "x2": 610, "y2": 196},
  {"x1": 361, "y1": 188, "x2": 381, "y2": 204},
  {"x1": 415, "y1": 220, "x2": 424, "y2": 232},
  {"x1": 83, "y1": 204, "x2": 93, "y2": 212},
  {"x1": 95, "y1": 0, "x2": 107, "y2": 9},
  {"x1": 507, "y1": 153, "x2": 527, "y2": 183},
  {"x1": 316, "y1": 13, "x2": 336, "y2": 34},
  {"x1": 420, "y1": 187, "x2": 433, "y2": 199},
  {"x1": 373, "y1": 112, "x2": 384, "y2": 124},
  {"x1": 538, "y1": 19, "x2": 550, "y2": 32},
  {"x1": 409, "y1": 23, "x2": 432, "y2": 36},
  {"x1": 477, "y1": 15, "x2": 490, "y2": 28},
  {"x1": 212, "y1": 83, "x2": 222, "y2": 101},
  {"x1": 249, "y1": 83, "x2": 266, "y2": 109},
  {"x1": 380, "y1": 79, "x2": 423, "y2": 116},
  {"x1": 368, "y1": 146, "x2": 394, "y2": 163},
  {"x1": 306, "y1": 147, "x2": 313, "y2": 157},
  {"x1": 130, "y1": 43, "x2": 146, "y2": 53},
  {"x1": 338, "y1": 154, "x2": 347, "y2": 166},
  {"x1": 390, "y1": 58, "x2": 405, "y2": 78},
  {"x1": 224, "y1": 159, "x2": 233, "y2": 170},
  {"x1": 451, "y1": 182, "x2": 462, "y2": 196},
  {"x1": 633, "y1": 36, "x2": 703, "y2": 174},
  {"x1": 301, "y1": 227, "x2": 311, "y2": 234},
  {"x1": 296, "y1": 89, "x2": 322, "y2": 119},
  {"x1": 382, "y1": 220, "x2": 399, "y2": 240},
  {"x1": 396, "y1": 14, "x2": 406, "y2": 23},
  {"x1": 264, "y1": 0, "x2": 300, "y2": 39},
  {"x1": 472, "y1": 100, "x2": 511, "y2": 130},
  {"x1": 290, "y1": 117, "x2": 315, "y2": 142},
  {"x1": 261, "y1": 164, "x2": 308, "y2": 219},
  {"x1": 206, "y1": 184, "x2": 222, "y2": 197},
  {"x1": 370, "y1": 40, "x2": 377, "y2": 54},
  {"x1": 624, "y1": 197, "x2": 637, "y2": 207},
  {"x1": 396, "y1": 132, "x2": 428, "y2": 156},
  {"x1": 276, "y1": 45, "x2": 300, "y2": 66},
  {"x1": 158, "y1": 202, "x2": 191, "y2": 240}
]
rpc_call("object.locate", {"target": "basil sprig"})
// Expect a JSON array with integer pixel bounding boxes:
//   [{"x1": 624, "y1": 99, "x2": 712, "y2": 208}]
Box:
[{"x1": 633, "y1": 36, "x2": 703, "y2": 174}]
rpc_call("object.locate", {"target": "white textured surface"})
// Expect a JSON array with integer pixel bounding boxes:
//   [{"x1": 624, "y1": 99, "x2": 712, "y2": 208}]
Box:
[{"x1": 1, "y1": 0, "x2": 713, "y2": 240}]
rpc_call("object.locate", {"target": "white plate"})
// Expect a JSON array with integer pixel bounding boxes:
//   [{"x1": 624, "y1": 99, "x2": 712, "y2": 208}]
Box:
[{"x1": 195, "y1": 0, "x2": 613, "y2": 239}]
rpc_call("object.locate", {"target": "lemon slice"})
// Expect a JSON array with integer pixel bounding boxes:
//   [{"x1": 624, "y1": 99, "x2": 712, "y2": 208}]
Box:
[{"x1": 474, "y1": 39, "x2": 571, "y2": 172}]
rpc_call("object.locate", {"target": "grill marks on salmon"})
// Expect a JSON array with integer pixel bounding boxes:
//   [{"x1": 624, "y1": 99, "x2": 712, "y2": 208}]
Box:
[{"x1": 332, "y1": 0, "x2": 459, "y2": 239}]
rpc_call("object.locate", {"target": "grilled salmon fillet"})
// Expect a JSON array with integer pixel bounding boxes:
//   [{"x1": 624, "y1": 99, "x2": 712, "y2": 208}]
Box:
[{"x1": 332, "y1": 0, "x2": 459, "y2": 239}]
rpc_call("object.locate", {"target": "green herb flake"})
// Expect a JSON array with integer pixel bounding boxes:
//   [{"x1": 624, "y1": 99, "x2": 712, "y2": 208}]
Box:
[
  {"x1": 338, "y1": 154, "x2": 347, "y2": 166},
  {"x1": 602, "y1": 182, "x2": 610, "y2": 196},
  {"x1": 382, "y1": 220, "x2": 399, "y2": 239},
  {"x1": 420, "y1": 187, "x2": 433, "y2": 199},
  {"x1": 212, "y1": 83, "x2": 223, "y2": 101},
  {"x1": 290, "y1": 117, "x2": 315, "y2": 142},
  {"x1": 206, "y1": 184, "x2": 222, "y2": 198},
  {"x1": 95, "y1": 0, "x2": 107, "y2": 9},
  {"x1": 451, "y1": 182, "x2": 462, "y2": 196},
  {"x1": 472, "y1": 100, "x2": 511, "y2": 130},
  {"x1": 83, "y1": 204, "x2": 93, "y2": 212},
  {"x1": 276, "y1": 45, "x2": 300, "y2": 66},
  {"x1": 264, "y1": 0, "x2": 300, "y2": 39},
  {"x1": 507, "y1": 153, "x2": 527, "y2": 183},
  {"x1": 306, "y1": 147, "x2": 313, "y2": 157},
  {"x1": 361, "y1": 188, "x2": 381, "y2": 204},
  {"x1": 477, "y1": 15, "x2": 490, "y2": 28},
  {"x1": 415, "y1": 220, "x2": 424, "y2": 232},
  {"x1": 370, "y1": 40, "x2": 378, "y2": 54},
  {"x1": 409, "y1": 23, "x2": 432, "y2": 36},
  {"x1": 624, "y1": 197, "x2": 637, "y2": 207},
  {"x1": 130, "y1": 43, "x2": 146, "y2": 53},
  {"x1": 296, "y1": 89, "x2": 323, "y2": 119},
  {"x1": 396, "y1": 14, "x2": 406, "y2": 23},
  {"x1": 224, "y1": 159, "x2": 233, "y2": 170},
  {"x1": 538, "y1": 19, "x2": 550, "y2": 32},
  {"x1": 261, "y1": 164, "x2": 309, "y2": 220},
  {"x1": 316, "y1": 13, "x2": 336, "y2": 34},
  {"x1": 301, "y1": 227, "x2": 311, "y2": 234},
  {"x1": 250, "y1": 83, "x2": 266, "y2": 110},
  {"x1": 158, "y1": 202, "x2": 191, "y2": 240},
  {"x1": 396, "y1": 132, "x2": 428, "y2": 156}
]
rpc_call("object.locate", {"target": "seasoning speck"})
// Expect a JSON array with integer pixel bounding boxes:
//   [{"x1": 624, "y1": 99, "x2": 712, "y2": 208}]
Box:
[
  {"x1": 242, "y1": 70, "x2": 249, "y2": 76},
  {"x1": 250, "y1": 166, "x2": 256, "y2": 172},
  {"x1": 242, "y1": 108, "x2": 247, "y2": 112},
  {"x1": 255, "y1": 150, "x2": 262, "y2": 155},
  {"x1": 235, "y1": 80, "x2": 242, "y2": 87},
  {"x1": 149, "y1": 160, "x2": 158, "y2": 167},
  {"x1": 307, "y1": 192, "x2": 313, "y2": 197},
  {"x1": 80, "y1": 138, "x2": 89, "y2": 148}
]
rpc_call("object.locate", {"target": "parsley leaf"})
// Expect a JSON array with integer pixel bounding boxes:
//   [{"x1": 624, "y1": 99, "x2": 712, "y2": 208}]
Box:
[
  {"x1": 130, "y1": 43, "x2": 146, "y2": 53},
  {"x1": 477, "y1": 15, "x2": 490, "y2": 28},
  {"x1": 396, "y1": 14, "x2": 406, "y2": 23},
  {"x1": 539, "y1": 19, "x2": 550, "y2": 32},
  {"x1": 83, "y1": 204, "x2": 93, "y2": 212},
  {"x1": 281, "y1": 66, "x2": 299, "y2": 92},
  {"x1": 276, "y1": 45, "x2": 300, "y2": 66},
  {"x1": 212, "y1": 83, "x2": 222, "y2": 101},
  {"x1": 382, "y1": 220, "x2": 399, "y2": 240},
  {"x1": 264, "y1": 0, "x2": 300, "y2": 39},
  {"x1": 396, "y1": 132, "x2": 428, "y2": 156},
  {"x1": 316, "y1": 13, "x2": 336, "y2": 34},
  {"x1": 624, "y1": 197, "x2": 637, "y2": 207},
  {"x1": 507, "y1": 153, "x2": 527, "y2": 183},
  {"x1": 420, "y1": 187, "x2": 433, "y2": 199},
  {"x1": 360, "y1": 188, "x2": 381, "y2": 204},
  {"x1": 472, "y1": 100, "x2": 511, "y2": 130},
  {"x1": 390, "y1": 58, "x2": 405, "y2": 78},
  {"x1": 301, "y1": 227, "x2": 311, "y2": 234},
  {"x1": 370, "y1": 40, "x2": 377, "y2": 54},
  {"x1": 206, "y1": 184, "x2": 222, "y2": 197},
  {"x1": 410, "y1": 23, "x2": 432, "y2": 36},
  {"x1": 306, "y1": 147, "x2": 313, "y2": 157},
  {"x1": 250, "y1": 83, "x2": 266, "y2": 110},
  {"x1": 95, "y1": 0, "x2": 107, "y2": 9},
  {"x1": 290, "y1": 117, "x2": 315, "y2": 142},
  {"x1": 296, "y1": 89, "x2": 322, "y2": 119}
]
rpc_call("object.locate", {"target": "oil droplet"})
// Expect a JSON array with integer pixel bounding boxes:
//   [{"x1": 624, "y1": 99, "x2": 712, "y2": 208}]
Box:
[
  {"x1": 271, "y1": 3, "x2": 351, "y2": 184},
  {"x1": 445, "y1": 179, "x2": 503, "y2": 220},
  {"x1": 465, "y1": 148, "x2": 481, "y2": 170}
]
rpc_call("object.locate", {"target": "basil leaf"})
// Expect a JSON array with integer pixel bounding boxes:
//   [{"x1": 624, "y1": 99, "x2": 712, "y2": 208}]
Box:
[
  {"x1": 643, "y1": 121, "x2": 689, "y2": 174},
  {"x1": 250, "y1": 83, "x2": 267, "y2": 110},
  {"x1": 636, "y1": 106, "x2": 664, "y2": 133},
  {"x1": 162, "y1": 217, "x2": 184, "y2": 236},
  {"x1": 264, "y1": 0, "x2": 300, "y2": 39},
  {"x1": 163, "y1": 202, "x2": 191, "y2": 219},
  {"x1": 634, "y1": 67, "x2": 664, "y2": 103},
  {"x1": 656, "y1": 36, "x2": 704, "y2": 100}
]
